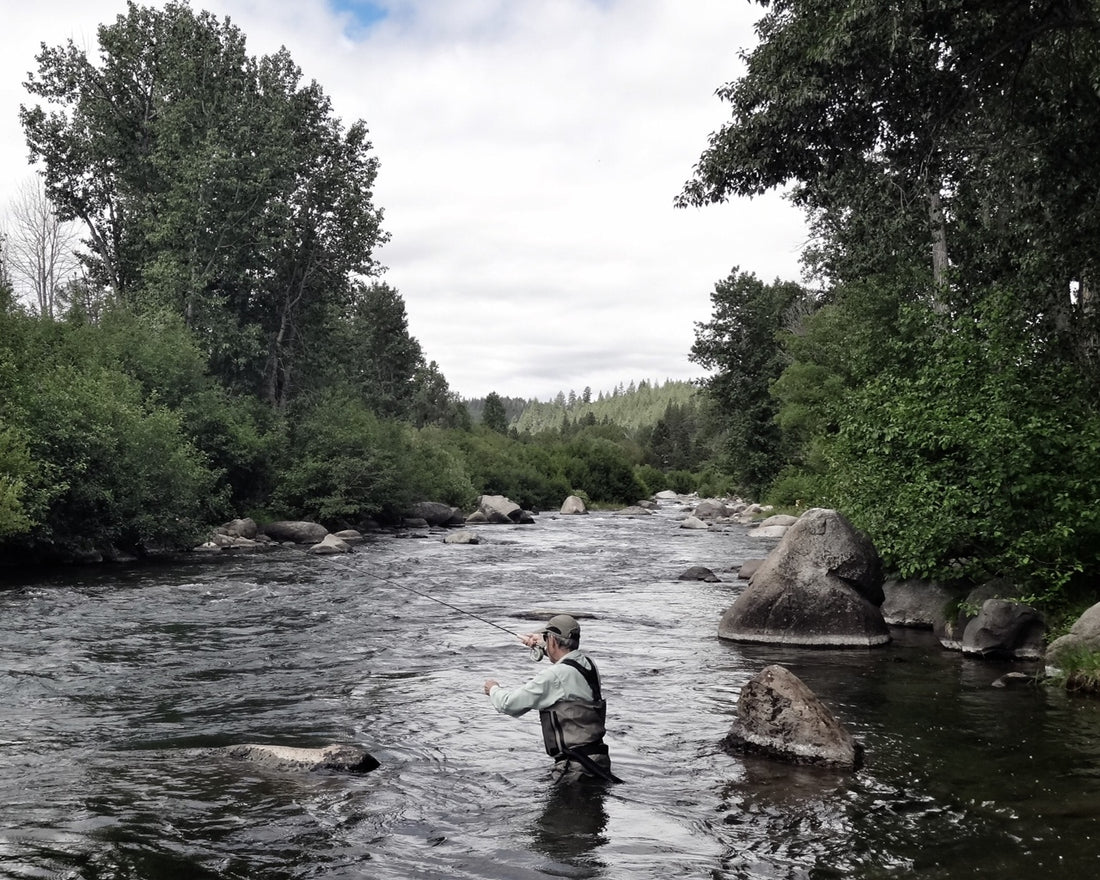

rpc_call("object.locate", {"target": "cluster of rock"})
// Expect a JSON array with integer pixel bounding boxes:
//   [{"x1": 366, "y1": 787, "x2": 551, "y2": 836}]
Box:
[
  {"x1": 673, "y1": 495, "x2": 788, "y2": 533},
  {"x1": 195, "y1": 494, "x2": 548, "y2": 555},
  {"x1": 713, "y1": 503, "x2": 1100, "y2": 771}
]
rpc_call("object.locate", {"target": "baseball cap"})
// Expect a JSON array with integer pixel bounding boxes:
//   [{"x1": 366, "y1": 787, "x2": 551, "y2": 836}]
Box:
[{"x1": 544, "y1": 614, "x2": 580, "y2": 642}]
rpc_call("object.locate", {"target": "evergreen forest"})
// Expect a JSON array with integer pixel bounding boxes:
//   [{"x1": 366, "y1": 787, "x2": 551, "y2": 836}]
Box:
[{"x1": 2, "y1": 0, "x2": 1100, "y2": 628}]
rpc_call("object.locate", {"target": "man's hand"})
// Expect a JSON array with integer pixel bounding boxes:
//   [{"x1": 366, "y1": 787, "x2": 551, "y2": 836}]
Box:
[
  {"x1": 483, "y1": 679, "x2": 499, "y2": 694},
  {"x1": 521, "y1": 632, "x2": 544, "y2": 649}
]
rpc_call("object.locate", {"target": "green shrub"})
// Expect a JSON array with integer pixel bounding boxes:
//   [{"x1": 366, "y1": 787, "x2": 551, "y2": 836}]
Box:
[
  {"x1": 634, "y1": 464, "x2": 667, "y2": 496},
  {"x1": 765, "y1": 467, "x2": 827, "y2": 510},
  {"x1": 666, "y1": 470, "x2": 697, "y2": 494},
  {"x1": 1050, "y1": 644, "x2": 1100, "y2": 695},
  {"x1": 408, "y1": 428, "x2": 478, "y2": 509},
  {"x1": 274, "y1": 391, "x2": 414, "y2": 524}
]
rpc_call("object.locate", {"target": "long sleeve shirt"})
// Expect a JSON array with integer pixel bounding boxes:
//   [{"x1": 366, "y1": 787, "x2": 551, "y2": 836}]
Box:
[{"x1": 488, "y1": 650, "x2": 598, "y2": 717}]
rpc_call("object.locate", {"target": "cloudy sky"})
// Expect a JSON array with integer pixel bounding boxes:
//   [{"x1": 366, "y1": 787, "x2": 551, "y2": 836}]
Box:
[{"x1": 0, "y1": 0, "x2": 808, "y2": 401}]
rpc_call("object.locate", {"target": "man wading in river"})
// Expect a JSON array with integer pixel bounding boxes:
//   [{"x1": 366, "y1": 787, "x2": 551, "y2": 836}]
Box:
[{"x1": 483, "y1": 614, "x2": 620, "y2": 784}]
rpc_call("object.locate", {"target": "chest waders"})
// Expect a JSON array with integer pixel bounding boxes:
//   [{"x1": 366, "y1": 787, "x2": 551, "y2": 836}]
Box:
[{"x1": 539, "y1": 657, "x2": 624, "y2": 784}]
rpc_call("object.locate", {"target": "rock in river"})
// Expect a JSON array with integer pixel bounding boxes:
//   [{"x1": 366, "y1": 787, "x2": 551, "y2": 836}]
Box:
[
  {"x1": 723, "y1": 665, "x2": 863, "y2": 770},
  {"x1": 224, "y1": 743, "x2": 379, "y2": 774},
  {"x1": 719, "y1": 508, "x2": 889, "y2": 647}
]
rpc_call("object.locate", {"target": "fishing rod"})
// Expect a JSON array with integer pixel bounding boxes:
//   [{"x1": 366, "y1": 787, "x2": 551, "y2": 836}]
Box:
[{"x1": 274, "y1": 540, "x2": 546, "y2": 659}]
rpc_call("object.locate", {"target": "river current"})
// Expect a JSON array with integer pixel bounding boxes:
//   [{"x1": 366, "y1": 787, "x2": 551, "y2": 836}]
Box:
[{"x1": 2, "y1": 501, "x2": 1100, "y2": 879}]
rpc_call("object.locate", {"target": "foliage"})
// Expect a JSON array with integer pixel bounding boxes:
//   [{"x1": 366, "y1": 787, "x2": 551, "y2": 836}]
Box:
[
  {"x1": 481, "y1": 392, "x2": 509, "y2": 434},
  {"x1": 561, "y1": 438, "x2": 647, "y2": 505},
  {"x1": 274, "y1": 391, "x2": 414, "y2": 523},
  {"x1": 512, "y1": 379, "x2": 697, "y2": 435},
  {"x1": 21, "y1": 1, "x2": 387, "y2": 406},
  {"x1": 13, "y1": 361, "x2": 217, "y2": 554},
  {"x1": 1050, "y1": 645, "x2": 1100, "y2": 696},
  {"x1": 0, "y1": 422, "x2": 37, "y2": 539},
  {"x1": 465, "y1": 393, "x2": 528, "y2": 428},
  {"x1": 691, "y1": 269, "x2": 808, "y2": 496},
  {"x1": 824, "y1": 288, "x2": 1100, "y2": 594},
  {"x1": 405, "y1": 429, "x2": 479, "y2": 510},
  {"x1": 677, "y1": 0, "x2": 1100, "y2": 609},
  {"x1": 448, "y1": 428, "x2": 573, "y2": 512}
]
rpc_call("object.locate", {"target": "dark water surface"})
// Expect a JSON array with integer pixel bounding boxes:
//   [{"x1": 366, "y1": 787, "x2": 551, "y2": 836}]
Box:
[{"x1": 2, "y1": 503, "x2": 1100, "y2": 879}]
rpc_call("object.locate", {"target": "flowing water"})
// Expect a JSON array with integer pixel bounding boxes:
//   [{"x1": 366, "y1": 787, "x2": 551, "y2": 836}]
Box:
[{"x1": 2, "y1": 502, "x2": 1100, "y2": 879}]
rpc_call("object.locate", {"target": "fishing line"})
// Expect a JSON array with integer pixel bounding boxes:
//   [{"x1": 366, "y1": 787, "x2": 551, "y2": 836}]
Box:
[{"x1": 273, "y1": 540, "x2": 537, "y2": 653}]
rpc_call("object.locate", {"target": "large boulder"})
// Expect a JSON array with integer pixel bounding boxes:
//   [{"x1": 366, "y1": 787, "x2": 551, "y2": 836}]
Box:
[
  {"x1": 308, "y1": 534, "x2": 351, "y2": 555},
  {"x1": 475, "y1": 494, "x2": 524, "y2": 523},
  {"x1": 737, "y1": 558, "x2": 766, "y2": 580},
  {"x1": 936, "y1": 579, "x2": 1019, "y2": 651},
  {"x1": 961, "y1": 599, "x2": 1044, "y2": 659},
  {"x1": 222, "y1": 517, "x2": 258, "y2": 539},
  {"x1": 224, "y1": 743, "x2": 379, "y2": 774},
  {"x1": 679, "y1": 515, "x2": 709, "y2": 530},
  {"x1": 882, "y1": 578, "x2": 957, "y2": 628},
  {"x1": 406, "y1": 501, "x2": 464, "y2": 526},
  {"x1": 560, "y1": 495, "x2": 588, "y2": 515},
  {"x1": 693, "y1": 499, "x2": 731, "y2": 519},
  {"x1": 722, "y1": 665, "x2": 863, "y2": 770},
  {"x1": 261, "y1": 521, "x2": 328, "y2": 544},
  {"x1": 719, "y1": 508, "x2": 888, "y2": 647},
  {"x1": 1047, "y1": 601, "x2": 1100, "y2": 667}
]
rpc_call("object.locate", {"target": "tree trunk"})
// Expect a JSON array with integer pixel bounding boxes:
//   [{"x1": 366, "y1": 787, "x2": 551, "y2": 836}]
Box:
[{"x1": 928, "y1": 188, "x2": 949, "y2": 310}]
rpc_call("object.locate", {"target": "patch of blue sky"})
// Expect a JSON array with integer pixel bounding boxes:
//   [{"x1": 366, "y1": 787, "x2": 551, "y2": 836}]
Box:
[{"x1": 329, "y1": 1, "x2": 389, "y2": 37}]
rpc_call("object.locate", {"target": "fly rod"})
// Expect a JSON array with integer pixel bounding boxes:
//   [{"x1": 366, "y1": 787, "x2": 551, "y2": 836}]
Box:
[{"x1": 274, "y1": 540, "x2": 543, "y2": 655}]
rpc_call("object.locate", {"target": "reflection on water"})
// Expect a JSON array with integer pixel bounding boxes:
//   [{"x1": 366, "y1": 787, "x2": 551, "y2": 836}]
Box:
[
  {"x1": 531, "y1": 781, "x2": 610, "y2": 875},
  {"x1": 2, "y1": 505, "x2": 1100, "y2": 879}
]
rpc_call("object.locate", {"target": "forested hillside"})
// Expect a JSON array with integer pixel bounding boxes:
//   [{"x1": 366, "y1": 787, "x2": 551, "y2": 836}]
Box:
[{"x1": 506, "y1": 379, "x2": 696, "y2": 434}]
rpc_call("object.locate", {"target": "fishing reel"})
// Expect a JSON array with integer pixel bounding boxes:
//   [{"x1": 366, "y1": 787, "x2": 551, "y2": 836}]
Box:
[{"x1": 529, "y1": 643, "x2": 546, "y2": 662}]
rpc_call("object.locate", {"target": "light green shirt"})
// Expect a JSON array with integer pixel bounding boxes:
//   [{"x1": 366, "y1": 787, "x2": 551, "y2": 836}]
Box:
[{"x1": 488, "y1": 650, "x2": 597, "y2": 717}]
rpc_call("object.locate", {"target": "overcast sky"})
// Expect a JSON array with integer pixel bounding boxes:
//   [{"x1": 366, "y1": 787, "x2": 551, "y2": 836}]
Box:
[{"x1": 0, "y1": 0, "x2": 808, "y2": 401}]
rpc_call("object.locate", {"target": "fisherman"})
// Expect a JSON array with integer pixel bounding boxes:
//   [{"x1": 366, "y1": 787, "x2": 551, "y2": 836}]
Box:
[{"x1": 483, "y1": 613, "x2": 619, "y2": 784}]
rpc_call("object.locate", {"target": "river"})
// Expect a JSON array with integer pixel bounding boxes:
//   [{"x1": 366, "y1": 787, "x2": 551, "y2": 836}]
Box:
[{"x1": 2, "y1": 501, "x2": 1099, "y2": 879}]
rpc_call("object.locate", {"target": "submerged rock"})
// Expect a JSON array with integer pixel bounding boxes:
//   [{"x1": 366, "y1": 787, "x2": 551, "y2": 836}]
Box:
[
  {"x1": 678, "y1": 565, "x2": 720, "y2": 582},
  {"x1": 224, "y1": 743, "x2": 379, "y2": 774},
  {"x1": 443, "y1": 529, "x2": 480, "y2": 545},
  {"x1": 723, "y1": 665, "x2": 863, "y2": 770},
  {"x1": 308, "y1": 534, "x2": 351, "y2": 555}
]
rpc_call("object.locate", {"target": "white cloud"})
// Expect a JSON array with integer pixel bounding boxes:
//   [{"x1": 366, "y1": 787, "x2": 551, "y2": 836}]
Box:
[{"x1": 0, "y1": 0, "x2": 807, "y2": 401}]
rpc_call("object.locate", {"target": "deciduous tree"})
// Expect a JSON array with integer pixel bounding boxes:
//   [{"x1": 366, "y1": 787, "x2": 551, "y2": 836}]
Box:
[{"x1": 21, "y1": 1, "x2": 387, "y2": 405}]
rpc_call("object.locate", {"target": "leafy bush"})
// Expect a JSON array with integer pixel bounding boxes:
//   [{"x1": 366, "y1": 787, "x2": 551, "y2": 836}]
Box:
[
  {"x1": 765, "y1": 466, "x2": 827, "y2": 510},
  {"x1": 825, "y1": 290, "x2": 1100, "y2": 597},
  {"x1": 274, "y1": 391, "x2": 415, "y2": 524},
  {"x1": 0, "y1": 423, "x2": 38, "y2": 539},
  {"x1": 634, "y1": 464, "x2": 667, "y2": 496},
  {"x1": 407, "y1": 428, "x2": 478, "y2": 509},
  {"x1": 562, "y1": 438, "x2": 647, "y2": 504},
  {"x1": 17, "y1": 364, "x2": 218, "y2": 554}
]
